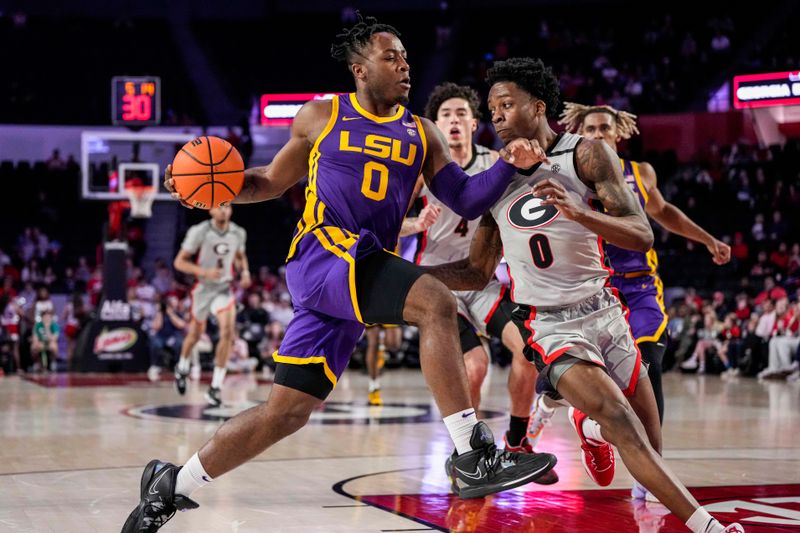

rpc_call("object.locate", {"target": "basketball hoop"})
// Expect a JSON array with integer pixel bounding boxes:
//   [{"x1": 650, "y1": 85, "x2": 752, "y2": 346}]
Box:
[{"x1": 124, "y1": 184, "x2": 156, "y2": 218}]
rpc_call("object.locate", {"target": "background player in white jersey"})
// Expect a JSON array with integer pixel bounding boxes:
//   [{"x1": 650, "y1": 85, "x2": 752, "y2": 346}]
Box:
[
  {"x1": 428, "y1": 58, "x2": 742, "y2": 533},
  {"x1": 173, "y1": 206, "x2": 251, "y2": 406},
  {"x1": 404, "y1": 82, "x2": 551, "y2": 467}
]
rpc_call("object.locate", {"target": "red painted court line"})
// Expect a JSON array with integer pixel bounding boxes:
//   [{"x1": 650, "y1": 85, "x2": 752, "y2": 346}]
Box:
[{"x1": 360, "y1": 484, "x2": 800, "y2": 532}]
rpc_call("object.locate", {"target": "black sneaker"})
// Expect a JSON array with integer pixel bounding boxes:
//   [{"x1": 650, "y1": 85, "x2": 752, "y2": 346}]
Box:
[
  {"x1": 205, "y1": 386, "x2": 222, "y2": 407},
  {"x1": 449, "y1": 421, "x2": 557, "y2": 499},
  {"x1": 175, "y1": 369, "x2": 188, "y2": 395},
  {"x1": 121, "y1": 460, "x2": 199, "y2": 532}
]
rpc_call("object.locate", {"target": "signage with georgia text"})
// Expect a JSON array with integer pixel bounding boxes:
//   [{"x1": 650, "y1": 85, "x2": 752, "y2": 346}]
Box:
[{"x1": 733, "y1": 71, "x2": 800, "y2": 109}]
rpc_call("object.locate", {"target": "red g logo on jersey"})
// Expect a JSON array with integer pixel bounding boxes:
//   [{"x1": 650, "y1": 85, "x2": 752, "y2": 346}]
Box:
[
  {"x1": 506, "y1": 193, "x2": 560, "y2": 230},
  {"x1": 213, "y1": 243, "x2": 230, "y2": 256}
]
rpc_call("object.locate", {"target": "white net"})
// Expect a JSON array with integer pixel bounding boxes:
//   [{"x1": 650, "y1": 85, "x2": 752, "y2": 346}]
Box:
[{"x1": 124, "y1": 185, "x2": 156, "y2": 218}]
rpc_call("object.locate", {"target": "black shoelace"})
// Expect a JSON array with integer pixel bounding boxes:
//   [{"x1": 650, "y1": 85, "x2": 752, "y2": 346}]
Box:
[
  {"x1": 482, "y1": 444, "x2": 521, "y2": 475},
  {"x1": 141, "y1": 500, "x2": 176, "y2": 532}
]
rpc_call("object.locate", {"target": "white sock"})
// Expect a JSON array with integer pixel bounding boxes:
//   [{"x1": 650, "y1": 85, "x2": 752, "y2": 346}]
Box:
[
  {"x1": 175, "y1": 453, "x2": 212, "y2": 498},
  {"x1": 582, "y1": 417, "x2": 608, "y2": 446},
  {"x1": 177, "y1": 356, "x2": 191, "y2": 373},
  {"x1": 369, "y1": 379, "x2": 380, "y2": 392},
  {"x1": 686, "y1": 507, "x2": 723, "y2": 533},
  {"x1": 537, "y1": 394, "x2": 556, "y2": 416},
  {"x1": 211, "y1": 366, "x2": 227, "y2": 389},
  {"x1": 443, "y1": 408, "x2": 479, "y2": 455}
]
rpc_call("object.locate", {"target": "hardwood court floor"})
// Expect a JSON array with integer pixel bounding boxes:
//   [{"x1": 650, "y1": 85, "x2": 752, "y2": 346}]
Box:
[{"x1": 0, "y1": 369, "x2": 797, "y2": 532}]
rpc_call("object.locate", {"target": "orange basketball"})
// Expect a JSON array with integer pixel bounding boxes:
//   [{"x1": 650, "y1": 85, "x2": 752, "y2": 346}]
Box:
[{"x1": 171, "y1": 136, "x2": 244, "y2": 209}]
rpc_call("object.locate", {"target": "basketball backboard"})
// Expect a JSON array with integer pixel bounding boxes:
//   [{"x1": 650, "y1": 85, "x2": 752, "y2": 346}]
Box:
[{"x1": 80, "y1": 130, "x2": 196, "y2": 200}]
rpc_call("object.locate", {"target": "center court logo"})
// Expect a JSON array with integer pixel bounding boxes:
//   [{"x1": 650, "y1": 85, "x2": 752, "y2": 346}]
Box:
[{"x1": 124, "y1": 401, "x2": 505, "y2": 425}]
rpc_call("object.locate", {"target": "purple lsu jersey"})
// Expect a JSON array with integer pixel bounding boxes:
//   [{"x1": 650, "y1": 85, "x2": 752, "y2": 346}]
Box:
[
  {"x1": 606, "y1": 159, "x2": 667, "y2": 342},
  {"x1": 275, "y1": 93, "x2": 427, "y2": 388},
  {"x1": 286, "y1": 93, "x2": 426, "y2": 262},
  {"x1": 605, "y1": 159, "x2": 659, "y2": 274}
]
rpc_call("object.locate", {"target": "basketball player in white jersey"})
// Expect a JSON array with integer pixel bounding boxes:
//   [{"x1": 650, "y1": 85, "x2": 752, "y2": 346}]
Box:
[
  {"x1": 402, "y1": 83, "x2": 552, "y2": 473},
  {"x1": 173, "y1": 206, "x2": 250, "y2": 407},
  {"x1": 428, "y1": 58, "x2": 743, "y2": 533}
]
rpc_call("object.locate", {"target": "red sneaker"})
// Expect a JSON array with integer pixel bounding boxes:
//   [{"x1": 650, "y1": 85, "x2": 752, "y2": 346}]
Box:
[
  {"x1": 502, "y1": 433, "x2": 559, "y2": 485},
  {"x1": 568, "y1": 407, "x2": 615, "y2": 486}
]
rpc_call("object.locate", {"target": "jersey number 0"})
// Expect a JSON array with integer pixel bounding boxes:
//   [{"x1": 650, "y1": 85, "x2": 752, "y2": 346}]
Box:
[
  {"x1": 529, "y1": 234, "x2": 554, "y2": 268},
  {"x1": 361, "y1": 162, "x2": 389, "y2": 201}
]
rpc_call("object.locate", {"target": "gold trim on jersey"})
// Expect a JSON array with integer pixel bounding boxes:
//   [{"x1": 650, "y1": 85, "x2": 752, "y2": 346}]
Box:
[
  {"x1": 646, "y1": 249, "x2": 659, "y2": 273},
  {"x1": 312, "y1": 226, "x2": 364, "y2": 324},
  {"x1": 285, "y1": 96, "x2": 340, "y2": 262},
  {"x1": 636, "y1": 274, "x2": 669, "y2": 344},
  {"x1": 617, "y1": 158, "x2": 658, "y2": 275},
  {"x1": 272, "y1": 352, "x2": 338, "y2": 387},
  {"x1": 349, "y1": 93, "x2": 405, "y2": 123},
  {"x1": 412, "y1": 114, "x2": 428, "y2": 170},
  {"x1": 630, "y1": 161, "x2": 649, "y2": 204}
]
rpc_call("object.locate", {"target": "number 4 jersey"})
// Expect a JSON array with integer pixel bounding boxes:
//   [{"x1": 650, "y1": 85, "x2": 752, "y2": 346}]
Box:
[
  {"x1": 414, "y1": 144, "x2": 495, "y2": 266},
  {"x1": 489, "y1": 132, "x2": 611, "y2": 308}
]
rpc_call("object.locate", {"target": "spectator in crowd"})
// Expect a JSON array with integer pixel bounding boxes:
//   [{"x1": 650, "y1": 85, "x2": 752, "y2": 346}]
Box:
[
  {"x1": 31, "y1": 308, "x2": 59, "y2": 372},
  {"x1": 147, "y1": 295, "x2": 189, "y2": 382},
  {"x1": 61, "y1": 292, "x2": 89, "y2": 364},
  {"x1": 151, "y1": 258, "x2": 174, "y2": 294},
  {"x1": 237, "y1": 291, "x2": 270, "y2": 362},
  {"x1": 755, "y1": 277, "x2": 787, "y2": 306},
  {"x1": 0, "y1": 276, "x2": 16, "y2": 299},
  {"x1": 0, "y1": 294, "x2": 21, "y2": 373},
  {"x1": 755, "y1": 299, "x2": 777, "y2": 343},
  {"x1": 734, "y1": 293, "x2": 751, "y2": 321},
  {"x1": 264, "y1": 292, "x2": 293, "y2": 356},
  {"x1": 680, "y1": 310, "x2": 722, "y2": 374},
  {"x1": 31, "y1": 286, "x2": 54, "y2": 323},
  {"x1": 730, "y1": 232, "x2": 748, "y2": 262},
  {"x1": 787, "y1": 243, "x2": 800, "y2": 277},
  {"x1": 87, "y1": 266, "x2": 103, "y2": 307},
  {"x1": 759, "y1": 299, "x2": 799, "y2": 379},
  {"x1": 718, "y1": 313, "x2": 743, "y2": 376},
  {"x1": 225, "y1": 334, "x2": 259, "y2": 373},
  {"x1": 45, "y1": 149, "x2": 66, "y2": 171}
]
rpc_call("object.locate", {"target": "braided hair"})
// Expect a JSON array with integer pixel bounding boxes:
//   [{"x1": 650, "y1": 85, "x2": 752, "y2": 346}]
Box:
[
  {"x1": 558, "y1": 102, "x2": 640, "y2": 139},
  {"x1": 485, "y1": 57, "x2": 561, "y2": 119},
  {"x1": 330, "y1": 12, "x2": 401, "y2": 67}
]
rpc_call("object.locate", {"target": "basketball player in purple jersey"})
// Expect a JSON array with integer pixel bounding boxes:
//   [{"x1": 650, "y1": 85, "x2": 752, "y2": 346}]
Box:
[
  {"x1": 122, "y1": 14, "x2": 556, "y2": 531},
  {"x1": 427, "y1": 57, "x2": 742, "y2": 532}
]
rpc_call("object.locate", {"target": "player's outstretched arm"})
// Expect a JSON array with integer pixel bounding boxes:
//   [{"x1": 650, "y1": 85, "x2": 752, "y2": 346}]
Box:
[
  {"x1": 419, "y1": 118, "x2": 547, "y2": 219},
  {"x1": 640, "y1": 163, "x2": 731, "y2": 265},
  {"x1": 235, "y1": 101, "x2": 332, "y2": 203},
  {"x1": 163, "y1": 101, "x2": 329, "y2": 206},
  {"x1": 424, "y1": 214, "x2": 503, "y2": 290},
  {"x1": 534, "y1": 139, "x2": 653, "y2": 252}
]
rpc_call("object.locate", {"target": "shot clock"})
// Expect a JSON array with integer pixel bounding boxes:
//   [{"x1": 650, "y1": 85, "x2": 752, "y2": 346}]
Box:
[{"x1": 111, "y1": 76, "x2": 161, "y2": 127}]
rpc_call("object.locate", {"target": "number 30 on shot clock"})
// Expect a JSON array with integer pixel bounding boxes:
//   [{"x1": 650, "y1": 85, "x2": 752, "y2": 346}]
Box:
[{"x1": 112, "y1": 76, "x2": 161, "y2": 126}]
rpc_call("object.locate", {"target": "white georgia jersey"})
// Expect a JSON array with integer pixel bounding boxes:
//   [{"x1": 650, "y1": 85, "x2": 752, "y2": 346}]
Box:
[
  {"x1": 489, "y1": 132, "x2": 610, "y2": 308},
  {"x1": 181, "y1": 220, "x2": 246, "y2": 286},
  {"x1": 415, "y1": 144, "x2": 495, "y2": 265}
]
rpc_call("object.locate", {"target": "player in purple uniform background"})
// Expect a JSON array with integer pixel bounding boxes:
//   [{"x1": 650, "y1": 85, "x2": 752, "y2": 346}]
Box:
[{"x1": 122, "y1": 13, "x2": 557, "y2": 532}]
